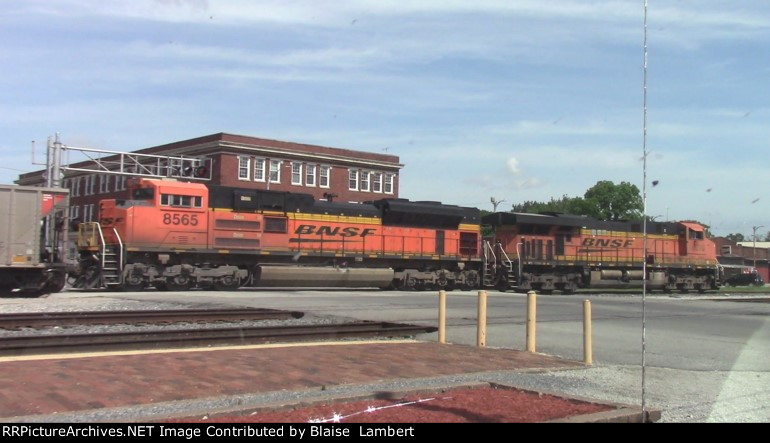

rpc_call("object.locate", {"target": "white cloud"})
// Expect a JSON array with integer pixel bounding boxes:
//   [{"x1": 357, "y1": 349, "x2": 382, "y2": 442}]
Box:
[{"x1": 506, "y1": 157, "x2": 521, "y2": 175}]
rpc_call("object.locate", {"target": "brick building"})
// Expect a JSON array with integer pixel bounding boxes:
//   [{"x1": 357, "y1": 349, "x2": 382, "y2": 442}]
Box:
[
  {"x1": 16, "y1": 133, "x2": 403, "y2": 222},
  {"x1": 712, "y1": 237, "x2": 769, "y2": 283}
]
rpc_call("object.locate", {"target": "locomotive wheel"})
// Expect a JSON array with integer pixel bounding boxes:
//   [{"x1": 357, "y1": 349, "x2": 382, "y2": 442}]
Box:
[
  {"x1": 167, "y1": 275, "x2": 193, "y2": 291},
  {"x1": 460, "y1": 271, "x2": 480, "y2": 291},
  {"x1": 40, "y1": 271, "x2": 66, "y2": 295},
  {"x1": 559, "y1": 281, "x2": 578, "y2": 295},
  {"x1": 214, "y1": 275, "x2": 240, "y2": 291},
  {"x1": 121, "y1": 274, "x2": 146, "y2": 292}
]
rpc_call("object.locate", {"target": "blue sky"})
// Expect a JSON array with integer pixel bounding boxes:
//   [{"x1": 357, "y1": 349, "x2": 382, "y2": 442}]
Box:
[{"x1": 1, "y1": 1, "x2": 768, "y2": 237}]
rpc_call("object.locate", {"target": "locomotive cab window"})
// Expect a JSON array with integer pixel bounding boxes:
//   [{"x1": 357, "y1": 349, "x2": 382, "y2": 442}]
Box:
[
  {"x1": 160, "y1": 193, "x2": 203, "y2": 208},
  {"x1": 132, "y1": 188, "x2": 155, "y2": 200}
]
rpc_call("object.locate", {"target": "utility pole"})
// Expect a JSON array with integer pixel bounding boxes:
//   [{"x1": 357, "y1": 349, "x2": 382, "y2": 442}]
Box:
[
  {"x1": 490, "y1": 197, "x2": 505, "y2": 212},
  {"x1": 753, "y1": 225, "x2": 764, "y2": 272}
]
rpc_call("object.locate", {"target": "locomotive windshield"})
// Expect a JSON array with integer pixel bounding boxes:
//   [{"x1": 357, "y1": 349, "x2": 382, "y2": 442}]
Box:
[{"x1": 132, "y1": 188, "x2": 154, "y2": 200}]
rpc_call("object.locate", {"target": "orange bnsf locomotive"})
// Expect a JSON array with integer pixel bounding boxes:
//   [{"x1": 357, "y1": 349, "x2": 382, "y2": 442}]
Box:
[
  {"x1": 71, "y1": 177, "x2": 720, "y2": 293},
  {"x1": 481, "y1": 212, "x2": 720, "y2": 293},
  {"x1": 72, "y1": 178, "x2": 482, "y2": 291}
]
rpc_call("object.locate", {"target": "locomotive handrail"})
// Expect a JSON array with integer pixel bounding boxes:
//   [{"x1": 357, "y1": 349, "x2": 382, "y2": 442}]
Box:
[
  {"x1": 483, "y1": 240, "x2": 497, "y2": 264},
  {"x1": 499, "y1": 244, "x2": 512, "y2": 265},
  {"x1": 92, "y1": 223, "x2": 107, "y2": 270},
  {"x1": 498, "y1": 242, "x2": 515, "y2": 279},
  {"x1": 112, "y1": 227, "x2": 124, "y2": 275}
]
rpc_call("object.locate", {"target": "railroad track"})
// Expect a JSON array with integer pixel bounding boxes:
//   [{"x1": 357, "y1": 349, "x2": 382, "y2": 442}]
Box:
[
  {"x1": 0, "y1": 321, "x2": 437, "y2": 356},
  {"x1": 0, "y1": 308, "x2": 304, "y2": 329}
]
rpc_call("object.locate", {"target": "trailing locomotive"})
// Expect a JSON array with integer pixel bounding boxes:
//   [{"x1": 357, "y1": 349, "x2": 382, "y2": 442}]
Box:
[
  {"x1": 481, "y1": 212, "x2": 720, "y2": 293},
  {"x1": 71, "y1": 178, "x2": 482, "y2": 291}
]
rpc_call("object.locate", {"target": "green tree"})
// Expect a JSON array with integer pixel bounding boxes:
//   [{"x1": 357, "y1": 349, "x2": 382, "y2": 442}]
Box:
[
  {"x1": 725, "y1": 233, "x2": 745, "y2": 242},
  {"x1": 511, "y1": 195, "x2": 590, "y2": 215},
  {"x1": 509, "y1": 180, "x2": 643, "y2": 221},
  {"x1": 583, "y1": 180, "x2": 643, "y2": 220}
]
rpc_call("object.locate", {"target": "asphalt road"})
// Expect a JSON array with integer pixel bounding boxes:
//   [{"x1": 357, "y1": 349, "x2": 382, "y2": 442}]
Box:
[{"x1": 13, "y1": 288, "x2": 770, "y2": 422}]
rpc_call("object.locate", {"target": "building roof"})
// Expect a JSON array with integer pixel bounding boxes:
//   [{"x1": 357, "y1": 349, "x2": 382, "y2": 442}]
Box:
[
  {"x1": 738, "y1": 241, "x2": 770, "y2": 248},
  {"x1": 16, "y1": 133, "x2": 403, "y2": 185}
]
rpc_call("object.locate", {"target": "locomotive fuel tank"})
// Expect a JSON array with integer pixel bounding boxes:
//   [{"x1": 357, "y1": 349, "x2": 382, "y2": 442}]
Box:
[{"x1": 255, "y1": 265, "x2": 395, "y2": 288}]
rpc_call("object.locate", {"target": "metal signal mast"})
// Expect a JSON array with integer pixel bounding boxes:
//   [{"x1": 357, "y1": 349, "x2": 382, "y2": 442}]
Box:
[{"x1": 39, "y1": 133, "x2": 211, "y2": 188}]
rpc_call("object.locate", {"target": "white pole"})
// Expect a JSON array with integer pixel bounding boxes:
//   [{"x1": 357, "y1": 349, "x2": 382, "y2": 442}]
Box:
[{"x1": 641, "y1": 0, "x2": 650, "y2": 423}]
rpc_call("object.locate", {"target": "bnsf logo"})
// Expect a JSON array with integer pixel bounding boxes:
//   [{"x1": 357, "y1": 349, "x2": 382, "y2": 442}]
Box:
[
  {"x1": 581, "y1": 239, "x2": 634, "y2": 248},
  {"x1": 294, "y1": 224, "x2": 376, "y2": 237}
]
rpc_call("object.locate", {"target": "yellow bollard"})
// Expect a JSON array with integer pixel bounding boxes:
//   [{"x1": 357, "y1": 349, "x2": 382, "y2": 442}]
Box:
[
  {"x1": 477, "y1": 290, "x2": 487, "y2": 347},
  {"x1": 584, "y1": 299, "x2": 593, "y2": 365},
  {"x1": 526, "y1": 290, "x2": 537, "y2": 352},
  {"x1": 438, "y1": 290, "x2": 447, "y2": 344}
]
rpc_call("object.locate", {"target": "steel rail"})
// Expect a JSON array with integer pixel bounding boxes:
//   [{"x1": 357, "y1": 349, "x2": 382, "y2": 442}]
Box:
[
  {"x1": 0, "y1": 308, "x2": 304, "y2": 329},
  {"x1": 0, "y1": 321, "x2": 436, "y2": 356}
]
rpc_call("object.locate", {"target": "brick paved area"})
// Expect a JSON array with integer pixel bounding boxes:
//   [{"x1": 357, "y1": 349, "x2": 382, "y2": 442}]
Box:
[{"x1": 0, "y1": 342, "x2": 582, "y2": 419}]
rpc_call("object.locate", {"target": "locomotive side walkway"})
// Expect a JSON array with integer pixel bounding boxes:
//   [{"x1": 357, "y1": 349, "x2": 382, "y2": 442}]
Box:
[{"x1": 0, "y1": 341, "x2": 604, "y2": 422}]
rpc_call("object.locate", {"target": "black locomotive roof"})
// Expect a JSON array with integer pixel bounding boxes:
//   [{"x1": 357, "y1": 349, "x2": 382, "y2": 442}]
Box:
[
  {"x1": 483, "y1": 211, "x2": 683, "y2": 235},
  {"x1": 371, "y1": 199, "x2": 480, "y2": 229},
  {"x1": 310, "y1": 200, "x2": 381, "y2": 218},
  {"x1": 208, "y1": 185, "x2": 315, "y2": 212},
  {"x1": 482, "y1": 212, "x2": 589, "y2": 228}
]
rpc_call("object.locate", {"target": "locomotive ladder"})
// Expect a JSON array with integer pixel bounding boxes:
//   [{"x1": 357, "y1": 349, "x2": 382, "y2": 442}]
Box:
[
  {"x1": 93, "y1": 224, "x2": 124, "y2": 288},
  {"x1": 482, "y1": 241, "x2": 516, "y2": 288}
]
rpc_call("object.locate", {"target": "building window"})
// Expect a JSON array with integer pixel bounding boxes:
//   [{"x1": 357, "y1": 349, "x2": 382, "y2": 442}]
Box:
[
  {"x1": 71, "y1": 177, "x2": 79, "y2": 197},
  {"x1": 85, "y1": 204, "x2": 94, "y2": 222},
  {"x1": 306, "y1": 164, "x2": 316, "y2": 186},
  {"x1": 372, "y1": 172, "x2": 382, "y2": 193},
  {"x1": 348, "y1": 169, "x2": 359, "y2": 191},
  {"x1": 269, "y1": 160, "x2": 281, "y2": 184},
  {"x1": 721, "y1": 245, "x2": 732, "y2": 255},
  {"x1": 360, "y1": 171, "x2": 370, "y2": 192},
  {"x1": 254, "y1": 158, "x2": 265, "y2": 182},
  {"x1": 319, "y1": 165, "x2": 331, "y2": 188},
  {"x1": 291, "y1": 162, "x2": 303, "y2": 185},
  {"x1": 71, "y1": 205, "x2": 79, "y2": 220},
  {"x1": 384, "y1": 173, "x2": 394, "y2": 194},
  {"x1": 99, "y1": 175, "x2": 108, "y2": 193},
  {"x1": 238, "y1": 156, "x2": 250, "y2": 180}
]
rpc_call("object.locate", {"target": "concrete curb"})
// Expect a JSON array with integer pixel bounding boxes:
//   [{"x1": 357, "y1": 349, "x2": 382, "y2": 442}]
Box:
[
  {"x1": 488, "y1": 382, "x2": 662, "y2": 423},
  {"x1": 167, "y1": 379, "x2": 661, "y2": 423},
  {"x1": 2, "y1": 374, "x2": 660, "y2": 423}
]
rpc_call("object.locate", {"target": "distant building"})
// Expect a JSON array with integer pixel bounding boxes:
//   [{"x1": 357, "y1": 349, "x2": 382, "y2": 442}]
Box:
[
  {"x1": 16, "y1": 133, "x2": 403, "y2": 222},
  {"x1": 712, "y1": 237, "x2": 769, "y2": 283}
]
